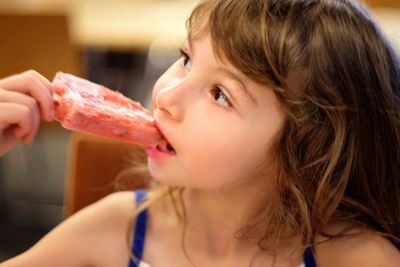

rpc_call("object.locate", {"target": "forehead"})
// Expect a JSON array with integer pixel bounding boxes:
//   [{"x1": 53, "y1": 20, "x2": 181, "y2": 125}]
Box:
[
  {"x1": 188, "y1": 33, "x2": 225, "y2": 61},
  {"x1": 188, "y1": 34, "x2": 250, "y2": 83},
  {"x1": 186, "y1": 0, "x2": 283, "y2": 88}
]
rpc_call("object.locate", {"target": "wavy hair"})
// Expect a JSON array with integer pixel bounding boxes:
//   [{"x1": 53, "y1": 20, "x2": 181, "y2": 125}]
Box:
[
  {"x1": 186, "y1": 0, "x2": 400, "y2": 249},
  {"x1": 123, "y1": 0, "x2": 400, "y2": 259}
]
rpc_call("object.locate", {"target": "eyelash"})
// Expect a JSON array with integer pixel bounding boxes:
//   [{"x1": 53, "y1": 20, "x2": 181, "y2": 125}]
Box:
[
  {"x1": 178, "y1": 48, "x2": 233, "y2": 109},
  {"x1": 179, "y1": 49, "x2": 191, "y2": 69},
  {"x1": 211, "y1": 87, "x2": 233, "y2": 109}
]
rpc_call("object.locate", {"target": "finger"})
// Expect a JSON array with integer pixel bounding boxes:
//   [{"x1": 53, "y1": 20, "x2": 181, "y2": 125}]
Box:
[
  {"x1": 20, "y1": 104, "x2": 39, "y2": 145},
  {"x1": 0, "y1": 72, "x2": 54, "y2": 122},
  {"x1": 0, "y1": 71, "x2": 54, "y2": 121},
  {"x1": 0, "y1": 102, "x2": 38, "y2": 144},
  {"x1": 23, "y1": 70, "x2": 53, "y2": 95},
  {"x1": 0, "y1": 90, "x2": 41, "y2": 143},
  {"x1": 0, "y1": 88, "x2": 40, "y2": 113},
  {"x1": 20, "y1": 70, "x2": 55, "y2": 121},
  {"x1": 18, "y1": 109, "x2": 40, "y2": 145}
]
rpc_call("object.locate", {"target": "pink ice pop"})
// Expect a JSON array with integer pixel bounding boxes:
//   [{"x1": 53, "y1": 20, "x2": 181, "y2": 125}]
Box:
[{"x1": 52, "y1": 72, "x2": 162, "y2": 147}]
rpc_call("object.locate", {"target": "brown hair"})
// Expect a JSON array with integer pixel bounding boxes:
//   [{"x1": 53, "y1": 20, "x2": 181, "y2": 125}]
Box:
[
  {"x1": 186, "y1": 0, "x2": 400, "y2": 249},
  {"x1": 124, "y1": 0, "x2": 400, "y2": 259}
]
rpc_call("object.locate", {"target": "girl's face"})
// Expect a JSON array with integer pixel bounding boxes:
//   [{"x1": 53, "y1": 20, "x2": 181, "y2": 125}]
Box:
[{"x1": 147, "y1": 35, "x2": 285, "y2": 190}]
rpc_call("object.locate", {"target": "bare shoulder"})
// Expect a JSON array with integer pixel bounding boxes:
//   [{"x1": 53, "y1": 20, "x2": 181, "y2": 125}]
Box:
[
  {"x1": 56, "y1": 191, "x2": 137, "y2": 237},
  {"x1": 91, "y1": 190, "x2": 137, "y2": 218},
  {"x1": 1, "y1": 191, "x2": 137, "y2": 267},
  {"x1": 315, "y1": 228, "x2": 400, "y2": 267}
]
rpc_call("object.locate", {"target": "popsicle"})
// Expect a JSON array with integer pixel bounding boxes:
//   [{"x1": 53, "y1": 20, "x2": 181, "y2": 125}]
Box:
[{"x1": 52, "y1": 72, "x2": 162, "y2": 147}]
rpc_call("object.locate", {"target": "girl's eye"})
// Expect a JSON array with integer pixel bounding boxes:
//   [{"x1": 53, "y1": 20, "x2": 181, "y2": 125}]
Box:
[
  {"x1": 179, "y1": 49, "x2": 192, "y2": 70},
  {"x1": 212, "y1": 87, "x2": 232, "y2": 108}
]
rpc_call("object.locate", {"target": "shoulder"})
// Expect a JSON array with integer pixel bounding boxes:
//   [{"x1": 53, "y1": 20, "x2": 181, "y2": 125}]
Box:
[
  {"x1": 1, "y1": 191, "x2": 138, "y2": 267},
  {"x1": 315, "y1": 229, "x2": 400, "y2": 267},
  {"x1": 65, "y1": 190, "x2": 140, "y2": 247},
  {"x1": 60, "y1": 191, "x2": 137, "y2": 234},
  {"x1": 89, "y1": 190, "x2": 137, "y2": 218}
]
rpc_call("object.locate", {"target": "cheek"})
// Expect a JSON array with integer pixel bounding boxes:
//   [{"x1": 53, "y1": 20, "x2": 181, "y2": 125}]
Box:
[
  {"x1": 180, "y1": 120, "x2": 270, "y2": 188},
  {"x1": 183, "y1": 142, "x2": 268, "y2": 189}
]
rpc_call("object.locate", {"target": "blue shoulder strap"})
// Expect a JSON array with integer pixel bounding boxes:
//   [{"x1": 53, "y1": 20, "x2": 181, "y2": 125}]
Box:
[
  {"x1": 303, "y1": 246, "x2": 317, "y2": 267},
  {"x1": 128, "y1": 190, "x2": 148, "y2": 267}
]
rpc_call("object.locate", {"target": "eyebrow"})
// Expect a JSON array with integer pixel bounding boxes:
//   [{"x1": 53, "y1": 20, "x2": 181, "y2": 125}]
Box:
[
  {"x1": 218, "y1": 67, "x2": 257, "y2": 105},
  {"x1": 186, "y1": 35, "x2": 257, "y2": 105}
]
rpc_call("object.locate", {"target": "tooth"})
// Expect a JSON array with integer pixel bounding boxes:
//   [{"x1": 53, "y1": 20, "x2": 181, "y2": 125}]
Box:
[
  {"x1": 161, "y1": 141, "x2": 168, "y2": 152},
  {"x1": 167, "y1": 144, "x2": 174, "y2": 152}
]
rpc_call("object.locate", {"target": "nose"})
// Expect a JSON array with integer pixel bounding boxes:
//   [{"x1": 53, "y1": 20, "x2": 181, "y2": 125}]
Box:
[{"x1": 154, "y1": 79, "x2": 186, "y2": 122}]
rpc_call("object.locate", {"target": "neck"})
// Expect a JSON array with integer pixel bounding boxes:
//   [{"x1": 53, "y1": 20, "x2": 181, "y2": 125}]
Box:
[
  {"x1": 175, "y1": 186, "x2": 303, "y2": 266},
  {"x1": 181, "y1": 184, "x2": 269, "y2": 258}
]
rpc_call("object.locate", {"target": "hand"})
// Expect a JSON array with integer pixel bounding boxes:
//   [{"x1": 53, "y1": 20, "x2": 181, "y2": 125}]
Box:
[{"x1": 0, "y1": 70, "x2": 54, "y2": 156}]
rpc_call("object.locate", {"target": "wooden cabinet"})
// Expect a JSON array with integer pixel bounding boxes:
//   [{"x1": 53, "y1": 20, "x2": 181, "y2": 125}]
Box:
[{"x1": 0, "y1": 14, "x2": 83, "y2": 80}]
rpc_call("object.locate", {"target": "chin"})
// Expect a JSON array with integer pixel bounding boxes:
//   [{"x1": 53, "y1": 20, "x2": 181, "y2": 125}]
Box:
[{"x1": 148, "y1": 169, "x2": 181, "y2": 187}]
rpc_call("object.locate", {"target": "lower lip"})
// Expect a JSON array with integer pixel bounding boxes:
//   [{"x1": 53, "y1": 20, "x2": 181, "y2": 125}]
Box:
[{"x1": 145, "y1": 147, "x2": 175, "y2": 159}]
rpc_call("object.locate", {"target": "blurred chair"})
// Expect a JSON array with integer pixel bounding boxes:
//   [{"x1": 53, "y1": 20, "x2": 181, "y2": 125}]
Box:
[{"x1": 63, "y1": 133, "x2": 150, "y2": 218}]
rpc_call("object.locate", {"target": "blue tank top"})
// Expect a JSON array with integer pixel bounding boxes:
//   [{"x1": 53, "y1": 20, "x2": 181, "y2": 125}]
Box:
[{"x1": 128, "y1": 190, "x2": 317, "y2": 267}]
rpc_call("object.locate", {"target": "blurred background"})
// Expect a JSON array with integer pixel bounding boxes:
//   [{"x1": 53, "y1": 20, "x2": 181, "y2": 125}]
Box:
[{"x1": 0, "y1": 0, "x2": 399, "y2": 261}]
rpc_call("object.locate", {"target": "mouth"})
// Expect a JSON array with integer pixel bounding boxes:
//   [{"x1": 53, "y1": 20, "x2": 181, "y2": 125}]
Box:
[
  {"x1": 155, "y1": 140, "x2": 176, "y2": 154},
  {"x1": 154, "y1": 121, "x2": 176, "y2": 155}
]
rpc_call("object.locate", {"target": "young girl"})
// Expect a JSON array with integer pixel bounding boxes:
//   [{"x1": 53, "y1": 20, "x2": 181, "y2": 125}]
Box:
[{"x1": 1, "y1": 0, "x2": 400, "y2": 266}]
